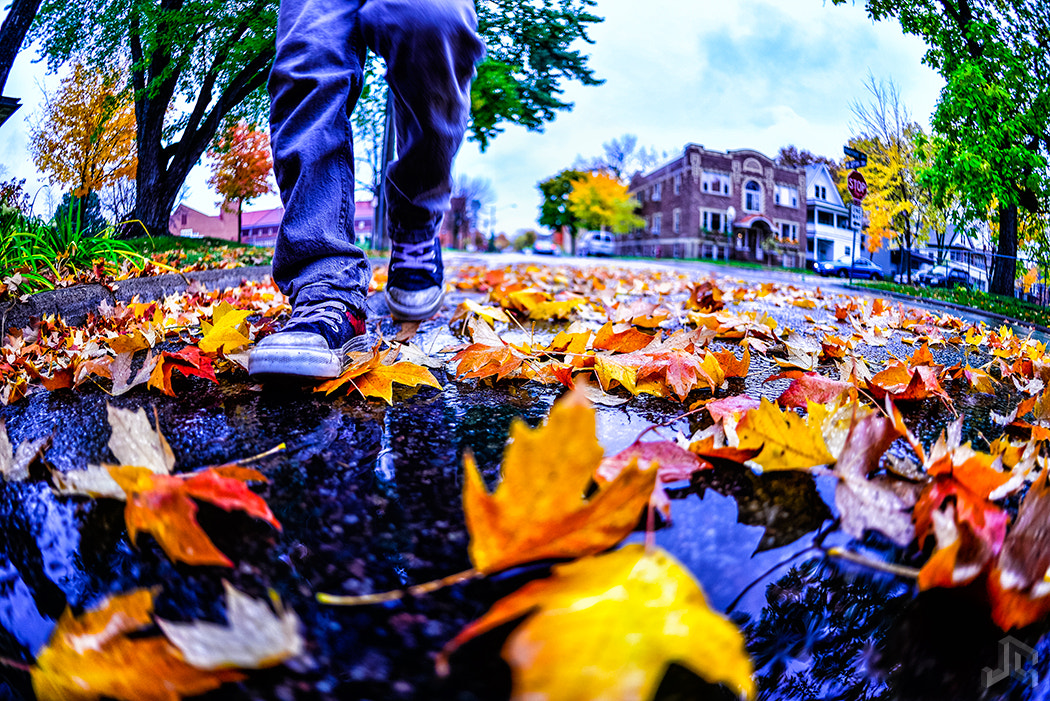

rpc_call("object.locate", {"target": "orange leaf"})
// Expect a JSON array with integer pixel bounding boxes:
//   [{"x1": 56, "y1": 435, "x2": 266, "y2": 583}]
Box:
[
  {"x1": 109, "y1": 465, "x2": 279, "y2": 567},
  {"x1": 463, "y1": 389, "x2": 656, "y2": 574},
  {"x1": 711, "y1": 345, "x2": 750, "y2": 378},
  {"x1": 593, "y1": 322, "x2": 656, "y2": 353},
  {"x1": 31, "y1": 589, "x2": 242, "y2": 701},
  {"x1": 148, "y1": 347, "x2": 217, "y2": 397}
]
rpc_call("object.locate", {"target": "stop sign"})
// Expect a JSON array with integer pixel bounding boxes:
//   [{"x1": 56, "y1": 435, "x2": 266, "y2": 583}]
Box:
[{"x1": 847, "y1": 170, "x2": 868, "y2": 201}]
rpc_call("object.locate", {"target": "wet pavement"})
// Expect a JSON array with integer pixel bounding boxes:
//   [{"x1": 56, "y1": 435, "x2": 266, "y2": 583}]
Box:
[{"x1": 1, "y1": 257, "x2": 1048, "y2": 700}]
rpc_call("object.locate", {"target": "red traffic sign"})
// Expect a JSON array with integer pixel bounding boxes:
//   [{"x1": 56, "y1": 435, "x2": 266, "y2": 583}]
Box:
[{"x1": 847, "y1": 170, "x2": 868, "y2": 201}]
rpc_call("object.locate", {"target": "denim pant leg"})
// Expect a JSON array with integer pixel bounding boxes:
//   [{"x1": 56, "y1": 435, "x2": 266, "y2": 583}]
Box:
[
  {"x1": 268, "y1": 0, "x2": 371, "y2": 311},
  {"x1": 360, "y1": 0, "x2": 485, "y2": 244}
]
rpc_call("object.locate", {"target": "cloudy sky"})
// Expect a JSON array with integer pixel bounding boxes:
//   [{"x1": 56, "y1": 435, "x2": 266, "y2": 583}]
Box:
[{"x1": 0, "y1": 0, "x2": 943, "y2": 234}]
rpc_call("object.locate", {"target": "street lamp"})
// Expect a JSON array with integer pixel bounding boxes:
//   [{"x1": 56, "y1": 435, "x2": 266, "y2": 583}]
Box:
[{"x1": 726, "y1": 206, "x2": 736, "y2": 257}]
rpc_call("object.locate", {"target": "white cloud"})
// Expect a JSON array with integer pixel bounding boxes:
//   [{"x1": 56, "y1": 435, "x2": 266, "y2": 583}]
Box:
[{"x1": 0, "y1": 0, "x2": 943, "y2": 233}]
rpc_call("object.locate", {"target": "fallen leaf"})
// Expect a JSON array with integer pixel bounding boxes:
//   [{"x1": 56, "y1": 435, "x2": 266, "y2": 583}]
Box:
[
  {"x1": 52, "y1": 404, "x2": 176, "y2": 499},
  {"x1": 772, "y1": 371, "x2": 852, "y2": 408},
  {"x1": 989, "y1": 470, "x2": 1050, "y2": 629},
  {"x1": 593, "y1": 322, "x2": 656, "y2": 353},
  {"x1": 0, "y1": 420, "x2": 49, "y2": 482},
  {"x1": 148, "y1": 347, "x2": 217, "y2": 397},
  {"x1": 463, "y1": 389, "x2": 656, "y2": 574},
  {"x1": 158, "y1": 581, "x2": 303, "y2": 669},
  {"x1": 31, "y1": 589, "x2": 242, "y2": 701},
  {"x1": 439, "y1": 545, "x2": 753, "y2": 700},
  {"x1": 833, "y1": 410, "x2": 917, "y2": 546},
  {"x1": 198, "y1": 301, "x2": 252, "y2": 354},
  {"x1": 598, "y1": 440, "x2": 706, "y2": 483},
  {"x1": 111, "y1": 465, "x2": 280, "y2": 567},
  {"x1": 736, "y1": 398, "x2": 835, "y2": 471}
]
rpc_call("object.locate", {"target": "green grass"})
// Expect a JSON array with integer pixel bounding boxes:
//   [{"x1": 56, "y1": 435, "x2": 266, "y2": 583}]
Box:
[
  {"x1": 124, "y1": 235, "x2": 273, "y2": 269},
  {"x1": 858, "y1": 281, "x2": 1050, "y2": 328}
]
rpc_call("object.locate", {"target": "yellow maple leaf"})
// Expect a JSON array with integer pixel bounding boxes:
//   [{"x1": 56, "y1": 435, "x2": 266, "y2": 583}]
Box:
[
  {"x1": 593, "y1": 355, "x2": 638, "y2": 394},
  {"x1": 199, "y1": 301, "x2": 252, "y2": 354},
  {"x1": 439, "y1": 545, "x2": 754, "y2": 700},
  {"x1": 463, "y1": 390, "x2": 656, "y2": 574},
  {"x1": 736, "y1": 398, "x2": 835, "y2": 471},
  {"x1": 316, "y1": 347, "x2": 440, "y2": 404},
  {"x1": 32, "y1": 589, "x2": 242, "y2": 701},
  {"x1": 350, "y1": 361, "x2": 442, "y2": 404}
]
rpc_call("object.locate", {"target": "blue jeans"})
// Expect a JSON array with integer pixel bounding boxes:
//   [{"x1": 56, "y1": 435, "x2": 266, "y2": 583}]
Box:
[{"x1": 268, "y1": 0, "x2": 484, "y2": 311}]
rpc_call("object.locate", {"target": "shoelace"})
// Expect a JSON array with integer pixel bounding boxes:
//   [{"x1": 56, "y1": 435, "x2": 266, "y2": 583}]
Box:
[
  {"x1": 288, "y1": 300, "x2": 348, "y2": 334},
  {"x1": 391, "y1": 240, "x2": 437, "y2": 272}
]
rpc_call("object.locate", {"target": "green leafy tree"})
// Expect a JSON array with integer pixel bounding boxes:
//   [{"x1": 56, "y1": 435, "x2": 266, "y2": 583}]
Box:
[
  {"x1": 471, "y1": 0, "x2": 604, "y2": 150},
  {"x1": 538, "y1": 168, "x2": 586, "y2": 251},
  {"x1": 834, "y1": 0, "x2": 1050, "y2": 296},
  {"x1": 29, "y1": 0, "x2": 604, "y2": 235},
  {"x1": 31, "y1": 0, "x2": 277, "y2": 238}
]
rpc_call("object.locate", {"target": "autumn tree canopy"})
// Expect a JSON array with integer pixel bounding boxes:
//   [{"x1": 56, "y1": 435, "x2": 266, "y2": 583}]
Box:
[
  {"x1": 206, "y1": 120, "x2": 273, "y2": 243},
  {"x1": 29, "y1": 63, "x2": 136, "y2": 198},
  {"x1": 567, "y1": 171, "x2": 644, "y2": 236}
]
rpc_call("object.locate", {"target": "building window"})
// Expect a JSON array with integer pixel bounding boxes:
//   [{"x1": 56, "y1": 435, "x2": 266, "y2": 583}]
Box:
[
  {"x1": 652, "y1": 183, "x2": 662, "y2": 201},
  {"x1": 673, "y1": 208, "x2": 681, "y2": 234},
  {"x1": 814, "y1": 185, "x2": 827, "y2": 200},
  {"x1": 702, "y1": 210, "x2": 724, "y2": 233},
  {"x1": 673, "y1": 173, "x2": 681, "y2": 195},
  {"x1": 780, "y1": 222, "x2": 798, "y2": 241},
  {"x1": 818, "y1": 210, "x2": 834, "y2": 226},
  {"x1": 701, "y1": 172, "x2": 730, "y2": 197},
  {"x1": 653, "y1": 212, "x2": 662, "y2": 235},
  {"x1": 775, "y1": 186, "x2": 798, "y2": 208},
  {"x1": 744, "y1": 181, "x2": 762, "y2": 212}
]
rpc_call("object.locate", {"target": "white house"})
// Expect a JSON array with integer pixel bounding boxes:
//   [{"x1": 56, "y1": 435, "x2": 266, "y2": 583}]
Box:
[{"x1": 804, "y1": 164, "x2": 855, "y2": 263}]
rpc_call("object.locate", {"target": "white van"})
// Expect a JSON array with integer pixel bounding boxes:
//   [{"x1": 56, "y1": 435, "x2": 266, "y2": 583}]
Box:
[{"x1": 579, "y1": 230, "x2": 616, "y2": 257}]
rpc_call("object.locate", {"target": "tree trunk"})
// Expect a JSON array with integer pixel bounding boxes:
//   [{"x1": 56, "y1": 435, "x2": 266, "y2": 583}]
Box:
[
  {"x1": 990, "y1": 203, "x2": 1018, "y2": 297},
  {"x1": 237, "y1": 199, "x2": 242, "y2": 244},
  {"x1": 0, "y1": 0, "x2": 42, "y2": 93}
]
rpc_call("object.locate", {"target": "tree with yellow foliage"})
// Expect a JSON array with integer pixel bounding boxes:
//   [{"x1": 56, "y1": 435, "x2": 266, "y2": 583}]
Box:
[
  {"x1": 29, "y1": 63, "x2": 136, "y2": 200},
  {"x1": 848, "y1": 76, "x2": 945, "y2": 283},
  {"x1": 567, "y1": 171, "x2": 643, "y2": 246}
]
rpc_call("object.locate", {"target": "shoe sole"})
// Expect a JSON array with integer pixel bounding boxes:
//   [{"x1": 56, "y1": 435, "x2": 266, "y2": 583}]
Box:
[
  {"x1": 385, "y1": 287, "x2": 445, "y2": 321},
  {"x1": 248, "y1": 334, "x2": 373, "y2": 380}
]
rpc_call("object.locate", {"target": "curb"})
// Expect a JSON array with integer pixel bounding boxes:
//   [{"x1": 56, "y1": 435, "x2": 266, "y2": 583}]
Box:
[
  {"x1": 2, "y1": 265, "x2": 275, "y2": 331},
  {"x1": 851, "y1": 284, "x2": 1050, "y2": 337}
]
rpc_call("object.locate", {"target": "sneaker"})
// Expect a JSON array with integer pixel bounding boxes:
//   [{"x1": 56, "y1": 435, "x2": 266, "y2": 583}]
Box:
[
  {"x1": 248, "y1": 299, "x2": 370, "y2": 379},
  {"x1": 385, "y1": 237, "x2": 444, "y2": 321}
]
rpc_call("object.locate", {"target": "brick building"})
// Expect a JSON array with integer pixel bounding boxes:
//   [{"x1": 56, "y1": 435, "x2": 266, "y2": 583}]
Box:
[
  {"x1": 170, "y1": 200, "x2": 376, "y2": 247},
  {"x1": 626, "y1": 144, "x2": 807, "y2": 266}
]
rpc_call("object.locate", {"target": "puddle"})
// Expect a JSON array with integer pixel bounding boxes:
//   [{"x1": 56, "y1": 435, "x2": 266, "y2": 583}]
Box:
[{"x1": 0, "y1": 294, "x2": 1048, "y2": 699}]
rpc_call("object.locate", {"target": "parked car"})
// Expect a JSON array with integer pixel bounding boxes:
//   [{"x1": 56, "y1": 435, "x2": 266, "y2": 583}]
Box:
[
  {"x1": 918, "y1": 264, "x2": 975, "y2": 288},
  {"x1": 814, "y1": 256, "x2": 885, "y2": 280},
  {"x1": 578, "y1": 230, "x2": 616, "y2": 257},
  {"x1": 533, "y1": 235, "x2": 558, "y2": 255}
]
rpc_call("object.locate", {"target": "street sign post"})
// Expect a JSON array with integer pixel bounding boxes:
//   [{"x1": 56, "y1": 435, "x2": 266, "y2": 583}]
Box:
[
  {"x1": 847, "y1": 170, "x2": 868, "y2": 201},
  {"x1": 843, "y1": 146, "x2": 868, "y2": 169},
  {"x1": 845, "y1": 164, "x2": 868, "y2": 284},
  {"x1": 850, "y1": 202, "x2": 863, "y2": 230}
]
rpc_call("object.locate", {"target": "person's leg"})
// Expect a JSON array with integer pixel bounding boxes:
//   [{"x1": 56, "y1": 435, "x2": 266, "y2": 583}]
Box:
[
  {"x1": 250, "y1": 0, "x2": 372, "y2": 378},
  {"x1": 360, "y1": 0, "x2": 484, "y2": 320}
]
